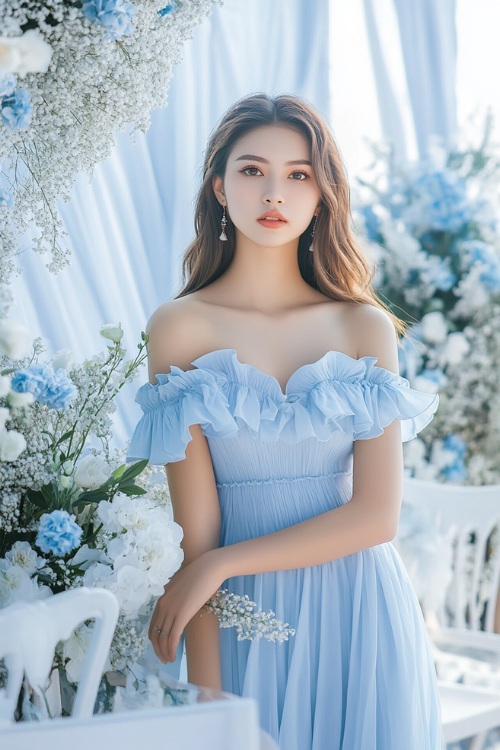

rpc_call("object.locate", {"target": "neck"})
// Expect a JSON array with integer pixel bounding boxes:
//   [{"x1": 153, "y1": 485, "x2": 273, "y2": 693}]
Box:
[{"x1": 218, "y1": 233, "x2": 312, "y2": 312}]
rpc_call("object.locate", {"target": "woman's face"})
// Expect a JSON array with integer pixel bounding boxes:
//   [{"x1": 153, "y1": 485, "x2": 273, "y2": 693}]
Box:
[{"x1": 214, "y1": 125, "x2": 321, "y2": 248}]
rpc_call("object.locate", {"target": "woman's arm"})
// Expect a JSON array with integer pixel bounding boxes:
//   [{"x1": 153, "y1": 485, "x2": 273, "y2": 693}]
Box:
[
  {"x1": 157, "y1": 305, "x2": 406, "y2": 662},
  {"x1": 145, "y1": 303, "x2": 222, "y2": 688}
]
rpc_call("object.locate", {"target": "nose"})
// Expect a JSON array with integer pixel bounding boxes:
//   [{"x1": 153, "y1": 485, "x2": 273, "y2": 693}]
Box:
[{"x1": 262, "y1": 181, "x2": 284, "y2": 205}]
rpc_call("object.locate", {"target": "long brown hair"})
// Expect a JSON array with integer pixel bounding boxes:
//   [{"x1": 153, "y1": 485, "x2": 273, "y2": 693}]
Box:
[{"x1": 176, "y1": 93, "x2": 404, "y2": 334}]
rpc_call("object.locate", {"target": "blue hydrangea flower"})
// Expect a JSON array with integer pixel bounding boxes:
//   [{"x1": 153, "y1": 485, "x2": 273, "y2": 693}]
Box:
[
  {"x1": 83, "y1": 0, "x2": 137, "y2": 40},
  {"x1": 0, "y1": 73, "x2": 17, "y2": 98},
  {"x1": 421, "y1": 257, "x2": 457, "y2": 291},
  {"x1": 158, "y1": 2, "x2": 176, "y2": 15},
  {"x1": 11, "y1": 364, "x2": 77, "y2": 409},
  {"x1": 359, "y1": 205, "x2": 382, "y2": 242},
  {"x1": 443, "y1": 434, "x2": 467, "y2": 458},
  {"x1": 462, "y1": 240, "x2": 500, "y2": 292},
  {"x1": 1, "y1": 89, "x2": 33, "y2": 130},
  {"x1": 413, "y1": 169, "x2": 470, "y2": 233},
  {"x1": 419, "y1": 368, "x2": 447, "y2": 388},
  {"x1": 36, "y1": 510, "x2": 83, "y2": 556},
  {"x1": 441, "y1": 460, "x2": 468, "y2": 483}
]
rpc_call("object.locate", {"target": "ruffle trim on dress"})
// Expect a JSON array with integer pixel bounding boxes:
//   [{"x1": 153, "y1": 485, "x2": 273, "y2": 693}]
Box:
[{"x1": 126, "y1": 349, "x2": 439, "y2": 464}]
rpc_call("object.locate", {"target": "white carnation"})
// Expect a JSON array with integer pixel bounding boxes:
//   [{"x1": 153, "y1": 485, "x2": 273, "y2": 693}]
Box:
[
  {"x1": 0, "y1": 30, "x2": 53, "y2": 77},
  {"x1": 0, "y1": 428, "x2": 27, "y2": 461},
  {"x1": 62, "y1": 623, "x2": 109, "y2": 684},
  {"x1": 421, "y1": 312, "x2": 448, "y2": 344},
  {"x1": 8, "y1": 391, "x2": 35, "y2": 408},
  {"x1": 0, "y1": 564, "x2": 46, "y2": 607},
  {"x1": 0, "y1": 319, "x2": 32, "y2": 359},
  {"x1": 440, "y1": 332, "x2": 470, "y2": 367},
  {"x1": 5, "y1": 541, "x2": 44, "y2": 576},
  {"x1": 0, "y1": 375, "x2": 11, "y2": 397}
]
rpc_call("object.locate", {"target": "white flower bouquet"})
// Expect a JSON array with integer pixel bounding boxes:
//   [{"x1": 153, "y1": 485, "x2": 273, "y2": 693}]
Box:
[
  {"x1": 0, "y1": 321, "x2": 186, "y2": 714},
  {"x1": 0, "y1": 0, "x2": 218, "y2": 314},
  {"x1": 354, "y1": 119, "x2": 500, "y2": 485}
]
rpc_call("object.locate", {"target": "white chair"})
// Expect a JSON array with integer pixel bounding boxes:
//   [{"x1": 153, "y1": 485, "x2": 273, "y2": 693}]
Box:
[
  {"x1": 0, "y1": 587, "x2": 119, "y2": 724},
  {"x1": 402, "y1": 477, "x2": 500, "y2": 750},
  {"x1": 402, "y1": 477, "x2": 500, "y2": 632}
]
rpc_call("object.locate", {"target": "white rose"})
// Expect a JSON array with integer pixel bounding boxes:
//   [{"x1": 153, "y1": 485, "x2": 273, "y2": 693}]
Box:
[
  {"x1": 74, "y1": 454, "x2": 112, "y2": 490},
  {"x1": 0, "y1": 428, "x2": 26, "y2": 461},
  {"x1": 0, "y1": 30, "x2": 53, "y2": 77},
  {"x1": 0, "y1": 406, "x2": 10, "y2": 429},
  {"x1": 420, "y1": 312, "x2": 448, "y2": 344},
  {"x1": 52, "y1": 348, "x2": 74, "y2": 371},
  {"x1": 441, "y1": 332, "x2": 470, "y2": 367},
  {"x1": 0, "y1": 375, "x2": 11, "y2": 397},
  {"x1": 0, "y1": 319, "x2": 32, "y2": 359},
  {"x1": 8, "y1": 391, "x2": 35, "y2": 408},
  {"x1": 100, "y1": 323, "x2": 124, "y2": 344}
]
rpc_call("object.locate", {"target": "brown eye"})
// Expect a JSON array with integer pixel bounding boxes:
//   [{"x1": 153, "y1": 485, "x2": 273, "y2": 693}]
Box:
[
  {"x1": 290, "y1": 171, "x2": 308, "y2": 181},
  {"x1": 242, "y1": 166, "x2": 262, "y2": 176}
]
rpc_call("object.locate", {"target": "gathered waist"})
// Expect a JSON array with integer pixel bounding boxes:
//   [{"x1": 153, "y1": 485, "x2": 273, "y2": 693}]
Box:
[{"x1": 216, "y1": 469, "x2": 352, "y2": 489}]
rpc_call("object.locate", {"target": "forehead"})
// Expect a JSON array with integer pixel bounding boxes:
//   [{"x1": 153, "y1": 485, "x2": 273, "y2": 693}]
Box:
[{"x1": 227, "y1": 125, "x2": 311, "y2": 162}]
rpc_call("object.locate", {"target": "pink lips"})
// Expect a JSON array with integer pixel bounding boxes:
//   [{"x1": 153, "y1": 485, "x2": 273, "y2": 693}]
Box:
[{"x1": 257, "y1": 210, "x2": 287, "y2": 228}]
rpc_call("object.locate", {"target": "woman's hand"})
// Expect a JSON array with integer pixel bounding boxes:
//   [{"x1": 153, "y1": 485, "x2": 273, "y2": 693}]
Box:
[{"x1": 149, "y1": 549, "x2": 224, "y2": 664}]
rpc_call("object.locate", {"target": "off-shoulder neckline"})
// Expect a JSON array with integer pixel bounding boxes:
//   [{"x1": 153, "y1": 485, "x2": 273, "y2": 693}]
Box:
[{"x1": 189, "y1": 347, "x2": 391, "y2": 399}]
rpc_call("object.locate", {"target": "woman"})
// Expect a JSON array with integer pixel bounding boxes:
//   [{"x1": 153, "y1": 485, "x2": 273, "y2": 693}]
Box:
[{"x1": 127, "y1": 93, "x2": 443, "y2": 749}]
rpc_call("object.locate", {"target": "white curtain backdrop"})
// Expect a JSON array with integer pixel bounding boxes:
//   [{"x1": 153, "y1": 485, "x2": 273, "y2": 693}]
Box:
[
  {"x1": 10, "y1": 0, "x2": 471, "y2": 446},
  {"x1": 11, "y1": 0, "x2": 331, "y2": 445}
]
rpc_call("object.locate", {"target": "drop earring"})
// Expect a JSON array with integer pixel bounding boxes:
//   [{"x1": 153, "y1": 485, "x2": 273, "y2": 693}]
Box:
[
  {"x1": 308, "y1": 214, "x2": 318, "y2": 252},
  {"x1": 219, "y1": 205, "x2": 228, "y2": 241}
]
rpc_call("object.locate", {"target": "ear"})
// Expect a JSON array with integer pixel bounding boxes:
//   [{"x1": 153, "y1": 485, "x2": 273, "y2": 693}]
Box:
[{"x1": 212, "y1": 176, "x2": 226, "y2": 206}]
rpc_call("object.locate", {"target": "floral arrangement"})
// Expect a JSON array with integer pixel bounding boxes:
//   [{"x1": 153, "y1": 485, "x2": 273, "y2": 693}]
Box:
[
  {"x1": 0, "y1": 320, "x2": 187, "y2": 688},
  {"x1": 0, "y1": 0, "x2": 218, "y2": 314},
  {"x1": 354, "y1": 118, "x2": 500, "y2": 485}
]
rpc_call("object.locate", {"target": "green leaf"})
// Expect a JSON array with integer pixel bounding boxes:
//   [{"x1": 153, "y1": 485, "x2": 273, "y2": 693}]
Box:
[
  {"x1": 120, "y1": 484, "x2": 147, "y2": 496},
  {"x1": 26, "y1": 488, "x2": 49, "y2": 510},
  {"x1": 116, "y1": 459, "x2": 148, "y2": 484},
  {"x1": 54, "y1": 429, "x2": 75, "y2": 447},
  {"x1": 112, "y1": 464, "x2": 126, "y2": 480}
]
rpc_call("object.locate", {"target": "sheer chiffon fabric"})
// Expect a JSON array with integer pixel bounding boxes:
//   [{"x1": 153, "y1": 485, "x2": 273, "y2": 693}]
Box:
[{"x1": 128, "y1": 349, "x2": 443, "y2": 749}]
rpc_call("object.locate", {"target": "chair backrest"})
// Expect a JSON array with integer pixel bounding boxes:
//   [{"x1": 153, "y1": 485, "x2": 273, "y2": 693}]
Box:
[
  {"x1": 403, "y1": 477, "x2": 500, "y2": 632},
  {"x1": 0, "y1": 587, "x2": 119, "y2": 724}
]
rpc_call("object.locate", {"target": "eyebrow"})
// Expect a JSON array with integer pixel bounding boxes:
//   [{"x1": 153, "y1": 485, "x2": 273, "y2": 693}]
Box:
[{"x1": 235, "y1": 154, "x2": 312, "y2": 166}]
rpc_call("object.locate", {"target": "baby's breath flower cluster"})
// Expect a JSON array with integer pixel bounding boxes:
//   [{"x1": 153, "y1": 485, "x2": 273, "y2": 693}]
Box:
[
  {"x1": 0, "y1": 0, "x2": 218, "y2": 314},
  {"x1": 204, "y1": 588, "x2": 296, "y2": 642},
  {"x1": 355, "y1": 117, "x2": 500, "y2": 485}
]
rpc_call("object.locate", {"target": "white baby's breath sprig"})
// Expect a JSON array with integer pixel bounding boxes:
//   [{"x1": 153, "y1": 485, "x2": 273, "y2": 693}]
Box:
[{"x1": 203, "y1": 588, "x2": 296, "y2": 642}]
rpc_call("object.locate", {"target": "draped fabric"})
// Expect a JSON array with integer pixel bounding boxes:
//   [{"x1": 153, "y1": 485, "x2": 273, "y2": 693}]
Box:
[
  {"x1": 10, "y1": 0, "x2": 459, "y2": 445},
  {"x1": 362, "y1": 0, "x2": 457, "y2": 160}
]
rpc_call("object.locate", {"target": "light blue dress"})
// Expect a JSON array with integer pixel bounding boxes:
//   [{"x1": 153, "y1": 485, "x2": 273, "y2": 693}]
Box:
[{"x1": 127, "y1": 348, "x2": 443, "y2": 749}]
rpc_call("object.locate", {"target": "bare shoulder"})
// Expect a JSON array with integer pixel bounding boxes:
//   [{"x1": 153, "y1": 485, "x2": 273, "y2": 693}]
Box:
[
  {"x1": 145, "y1": 295, "x2": 212, "y2": 380},
  {"x1": 347, "y1": 303, "x2": 399, "y2": 373}
]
